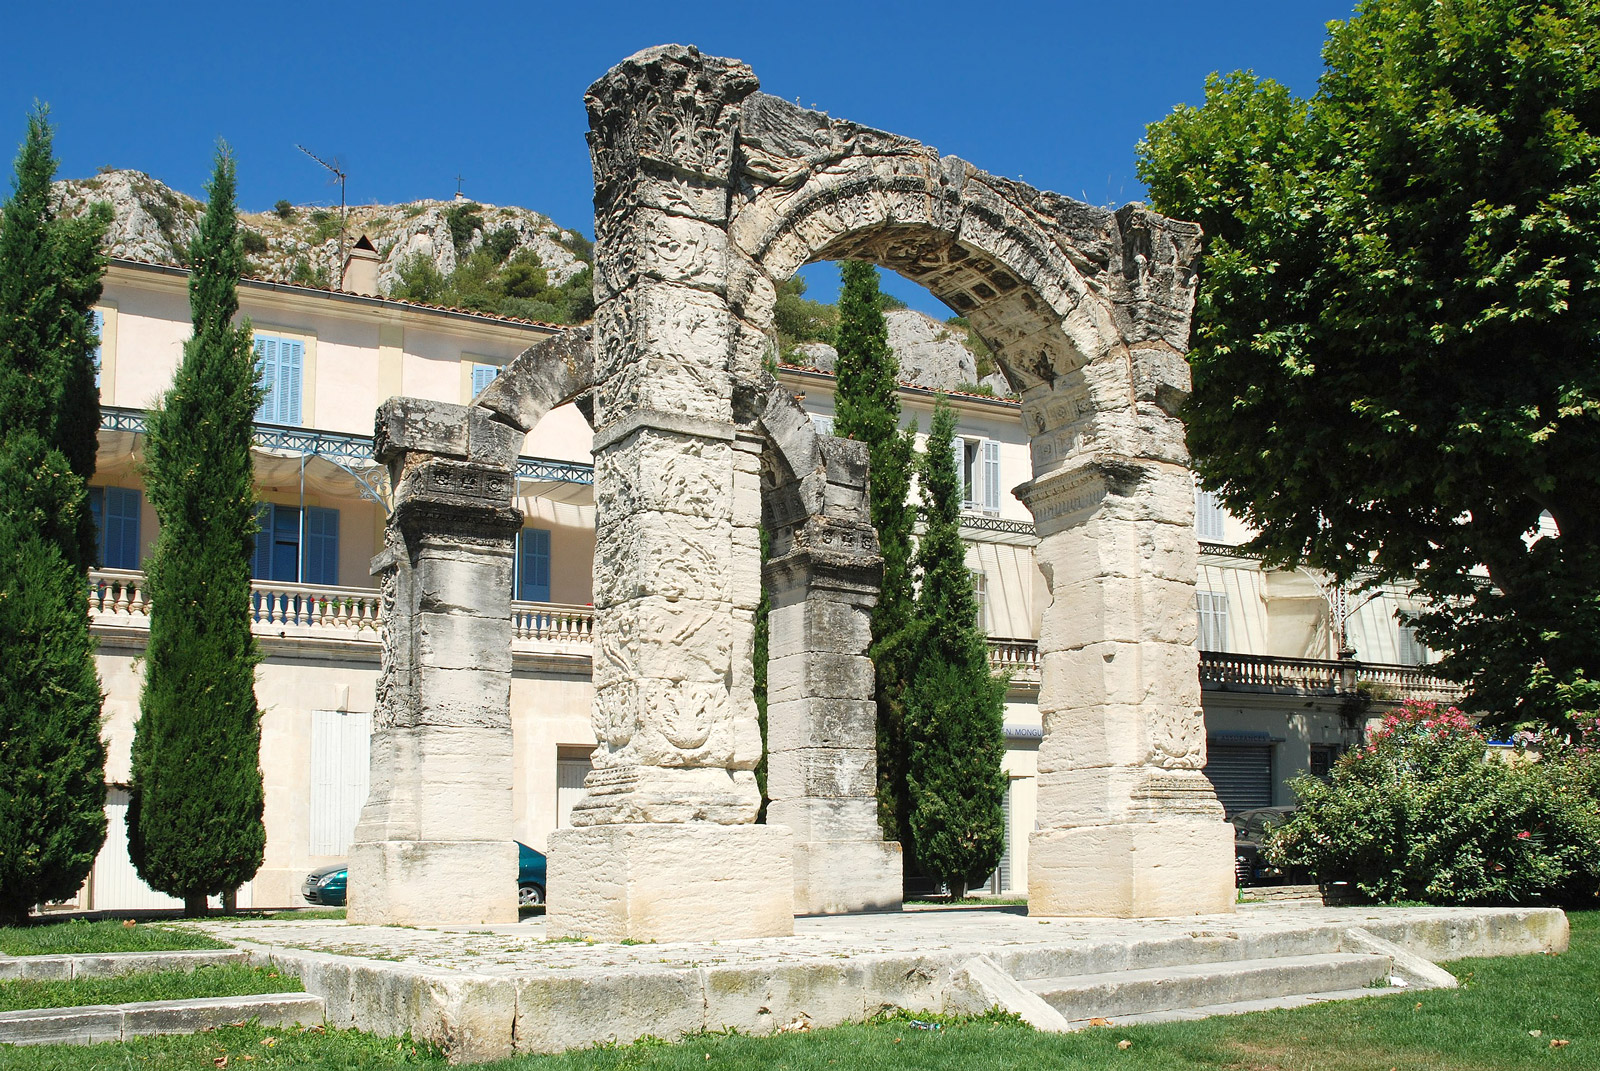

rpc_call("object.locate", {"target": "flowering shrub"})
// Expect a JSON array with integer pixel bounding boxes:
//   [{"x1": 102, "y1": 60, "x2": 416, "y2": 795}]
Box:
[{"x1": 1267, "y1": 701, "x2": 1600, "y2": 905}]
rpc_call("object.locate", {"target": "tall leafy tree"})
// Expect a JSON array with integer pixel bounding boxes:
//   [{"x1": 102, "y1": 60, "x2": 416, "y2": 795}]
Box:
[
  {"x1": 0, "y1": 107, "x2": 110, "y2": 924},
  {"x1": 1137, "y1": 0, "x2": 1600, "y2": 729},
  {"x1": 831, "y1": 261, "x2": 919, "y2": 845},
  {"x1": 904, "y1": 398, "x2": 1007, "y2": 897},
  {"x1": 128, "y1": 147, "x2": 265, "y2": 915}
]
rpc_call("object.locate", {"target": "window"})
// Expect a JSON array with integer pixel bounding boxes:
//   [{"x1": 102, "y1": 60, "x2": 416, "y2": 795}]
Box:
[
  {"x1": 971, "y1": 569, "x2": 988, "y2": 630},
  {"x1": 252, "y1": 504, "x2": 339, "y2": 584},
  {"x1": 955, "y1": 436, "x2": 1003, "y2": 514},
  {"x1": 254, "y1": 335, "x2": 304, "y2": 425},
  {"x1": 810, "y1": 414, "x2": 834, "y2": 437},
  {"x1": 1195, "y1": 487, "x2": 1226, "y2": 542},
  {"x1": 89, "y1": 308, "x2": 104, "y2": 390},
  {"x1": 1397, "y1": 624, "x2": 1429, "y2": 666},
  {"x1": 1309, "y1": 744, "x2": 1341, "y2": 781},
  {"x1": 472, "y1": 363, "x2": 500, "y2": 397},
  {"x1": 88, "y1": 486, "x2": 142, "y2": 570},
  {"x1": 515, "y1": 527, "x2": 551, "y2": 602},
  {"x1": 1196, "y1": 590, "x2": 1229, "y2": 651}
]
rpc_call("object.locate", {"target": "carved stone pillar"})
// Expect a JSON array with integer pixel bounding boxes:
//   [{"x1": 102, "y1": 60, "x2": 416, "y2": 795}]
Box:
[
  {"x1": 764, "y1": 443, "x2": 902, "y2": 915},
  {"x1": 545, "y1": 45, "x2": 794, "y2": 941},
  {"x1": 349, "y1": 399, "x2": 524, "y2": 925},
  {"x1": 1018, "y1": 457, "x2": 1235, "y2": 917}
]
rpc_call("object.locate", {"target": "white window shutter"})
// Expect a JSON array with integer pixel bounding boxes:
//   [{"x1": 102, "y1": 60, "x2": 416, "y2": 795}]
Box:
[
  {"x1": 1196, "y1": 590, "x2": 1229, "y2": 651},
  {"x1": 982, "y1": 439, "x2": 1001, "y2": 512},
  {"x1": 952, "y1": 436, "x2": 966, "y2": 504}
]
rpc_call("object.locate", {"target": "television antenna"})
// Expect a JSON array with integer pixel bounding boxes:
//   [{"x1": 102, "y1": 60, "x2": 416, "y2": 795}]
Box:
[{"x1": 296, "y1": 144, "x2": 347, "y2": 265}]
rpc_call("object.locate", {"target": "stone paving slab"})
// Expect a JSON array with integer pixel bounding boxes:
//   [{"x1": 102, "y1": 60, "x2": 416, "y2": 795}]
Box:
[
  {"x1": 0, "y1": 992, "x2": 323, "y2": 1046},
  {"x1": 0, "y1": 949, "x2": 248, "y2": 980},
  {"x1": 187, "y1": 904, "x2": 1567, "y2": 1063}
]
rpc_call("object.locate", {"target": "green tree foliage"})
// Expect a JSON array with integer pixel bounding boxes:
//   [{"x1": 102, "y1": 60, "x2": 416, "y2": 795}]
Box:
[
  {"x1": 128, "y1": 147, "x2": 265, "y2": 916},
  {"x1": 0, "y1": 108, "x2": 109, "y2": 924},
  {"x1": 1269, "y1": 701, "x2": 1600, "y2": 904},
  {"x1": 903, "y1": 399, "x2": 1008, "y2": 897},
  {"x1": 1137, "y1": 0, "x2": 1600, "y2": 730},
  {"x1": 830, "y1": 262, "x2": 919, "y2": 846},
  {"x1": 772, "y1": 275, "x2": 838, "y2": 361},
  {"x1": 391, "y1": 242, "x2": 595, "y2": 325}
]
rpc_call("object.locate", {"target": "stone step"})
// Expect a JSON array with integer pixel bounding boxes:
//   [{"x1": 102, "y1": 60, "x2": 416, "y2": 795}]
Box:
[
  {"x1": 0, "y1": 948, "x2": 247, "y2": 981},
  {"x1": 1092, "y1": 986, "x2": 1399, "y2": 1027},
  {"x1": 0, "y1": 992, "x2": 323, "y2": 1046},
  {"x1": 1024, "y1": 953, "x2": 1393, "y2": 1023}
]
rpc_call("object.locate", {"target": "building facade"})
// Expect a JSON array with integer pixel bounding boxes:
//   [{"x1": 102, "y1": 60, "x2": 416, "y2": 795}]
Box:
[{"x1": 67, "y1": 255, "x2": 1456, "y2": 911}]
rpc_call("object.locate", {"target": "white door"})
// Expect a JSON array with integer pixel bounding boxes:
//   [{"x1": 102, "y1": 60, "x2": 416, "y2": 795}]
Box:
[
  {"x1": 309, "y1": 709, "x2": 371, "y2": 856},
  {"x1": 91, "y1": 789, "x2": 251, "y2": 910},
  {"x1": 555, "y1": 754, "x2": 593, "y2": 828}
]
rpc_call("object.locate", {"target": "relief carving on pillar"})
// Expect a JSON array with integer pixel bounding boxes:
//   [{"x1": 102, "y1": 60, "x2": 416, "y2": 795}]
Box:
[{"x1": 1145, "y1": 705, "x2": 1206, "y2": 770}]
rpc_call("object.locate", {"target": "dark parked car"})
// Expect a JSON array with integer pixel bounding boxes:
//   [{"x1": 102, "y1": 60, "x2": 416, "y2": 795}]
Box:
[
  {"x1": 1231, "y1": 806, "x2": 1303, "y2": 887},
  {"x1": 302, "y1": 842, "x2": 548, "y2": 907}
]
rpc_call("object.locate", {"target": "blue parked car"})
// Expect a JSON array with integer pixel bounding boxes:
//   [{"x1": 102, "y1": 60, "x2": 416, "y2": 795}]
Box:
[{"x1": 302, "y1": 842, "x2": 548, "y2": 907}]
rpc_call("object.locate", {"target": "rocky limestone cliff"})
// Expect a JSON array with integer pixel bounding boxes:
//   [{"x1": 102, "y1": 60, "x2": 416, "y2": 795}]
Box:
[
  {"x1": 788, "y1": 309, "x2": 1010, "y2": 396},
  {"x1": 53, "y1": 170, "x2": 588, "y2": 296}
]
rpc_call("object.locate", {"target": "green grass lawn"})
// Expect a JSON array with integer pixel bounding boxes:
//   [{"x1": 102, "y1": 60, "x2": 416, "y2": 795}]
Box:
[
  {"x1": 0, "y1": 964, "x2": 301, "y2": 1013},
  {"x1": 0, "y1": 918, "x2": 228, "y2": 956},
  {"x1": 2, "y1": 913, "x2": 1592, "y2": 1070}
]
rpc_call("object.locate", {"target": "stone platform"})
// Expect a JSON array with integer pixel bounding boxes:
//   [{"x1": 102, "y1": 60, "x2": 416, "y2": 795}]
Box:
[{"x1": 194, "y1": 904, "x2": 1568, "y2": 1062}]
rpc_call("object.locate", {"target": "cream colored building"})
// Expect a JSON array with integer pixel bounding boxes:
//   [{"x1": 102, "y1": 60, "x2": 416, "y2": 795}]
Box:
[{"x1": 70, "y1": 255, "x2": 1456, "y2": 911}]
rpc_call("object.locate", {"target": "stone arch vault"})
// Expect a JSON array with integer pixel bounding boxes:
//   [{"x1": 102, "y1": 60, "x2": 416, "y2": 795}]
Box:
[{"x1": 349, "y1": 45, "x2": 1234, "y2": 939}]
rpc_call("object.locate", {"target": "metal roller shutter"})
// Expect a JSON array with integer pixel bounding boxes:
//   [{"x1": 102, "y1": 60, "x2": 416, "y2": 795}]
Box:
[{"x1": 1204, "y1": 744, "x2": 1273, "y2": 815}]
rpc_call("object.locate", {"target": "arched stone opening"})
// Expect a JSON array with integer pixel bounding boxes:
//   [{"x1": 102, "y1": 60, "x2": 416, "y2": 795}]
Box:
[
  {"x1": 347, "y1": 328, "x2": 595, "y2": 925},
  {"x1": 358, "y1": 44, "x2": 1232, "y2": 936},
  {"x1": 756, "y1": 382, "x2": 901, "y2": 915}
]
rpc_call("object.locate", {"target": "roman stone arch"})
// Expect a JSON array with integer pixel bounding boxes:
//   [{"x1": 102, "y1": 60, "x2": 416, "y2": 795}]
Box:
[{"x1": 354, "y1": 45, "x2": 1233, "y2": 936}]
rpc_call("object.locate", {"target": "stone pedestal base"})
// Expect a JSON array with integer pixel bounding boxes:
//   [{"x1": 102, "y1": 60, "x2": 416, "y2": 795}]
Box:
[
  {"x1": 348, "y1": 839, "x2": 517, "y2": 926},
  {"x1": 546, "y1": 823, "x2": 794, "y2": 941},
  {"x1": 792, "y1": 839, "x2": 902, "y2": 915},
  {"x1": 1028, "y1": 819, "x2": 1235, "y2": 918}
]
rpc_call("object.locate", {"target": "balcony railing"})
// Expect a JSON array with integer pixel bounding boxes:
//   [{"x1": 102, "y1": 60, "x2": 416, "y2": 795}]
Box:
[
  {"x1": 987, "y1": 638, "x2": 1041, "y2": 685},
  {"x1": 91, "y1": 570, "x2": 1036, "y2": 680},
  {"x1": 1199, "y1": 650, "x2": 1463, "y2": 702},
  {"x1": 89, "y1": 569, "x2": 593, "y2": 655}
]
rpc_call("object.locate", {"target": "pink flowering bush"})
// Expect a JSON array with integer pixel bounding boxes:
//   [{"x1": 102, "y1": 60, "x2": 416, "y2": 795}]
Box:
[{"x1": 1268, "y1": 701, "x2": 1600, "y2": 905}]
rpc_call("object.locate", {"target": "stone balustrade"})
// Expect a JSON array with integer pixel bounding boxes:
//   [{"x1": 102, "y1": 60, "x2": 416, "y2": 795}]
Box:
[
  {"x1": 87, "y1": 569, "x2": 594, "y2": 657},
  {"x1": 1198, "y1": 650, "x2": 1464, "y2": 702},
  {"x1": 987, "y1": 637, "x2": 1041, "y2": 685},
  {"x1": 90, "y1": 570, "x2": 1033, "y2": 681}
]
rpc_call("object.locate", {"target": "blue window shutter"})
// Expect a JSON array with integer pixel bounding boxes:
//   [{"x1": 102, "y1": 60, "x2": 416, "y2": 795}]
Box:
[
  {"x1": 302, "y1": 507, "x2": 340, "y2": 586},
  {"x1": 284, "y1": 340, "x2": 303, "y2": 424},
  {"x1": 518, "y1": 528, "x2": 551, "y2": 602},
  {"x1": 254, "y1": 336, "x2": 303, "y2": 424},
  {"x1": 254, "y1": 337, "x2": 275, "y2": 421},
  {"x1": 982, "y1": 439, "x2": 1002, "y2": 512},
  {"x1": 88, "y1": 487, "x2": 106, "y2": 567},
  {"x1": 252, "y1": 504, "x2": 274, "y2": 579},
  {"x1": 103, "y1": 487, "x2": 142, "y2": 570},
  {"x1": 472, "y1": 364, "x2": 499, "y2": 396}
]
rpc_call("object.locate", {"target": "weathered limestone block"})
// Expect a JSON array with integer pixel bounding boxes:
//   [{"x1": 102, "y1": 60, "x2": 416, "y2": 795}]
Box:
[
  {"x1": 791, "y1": 839, "x2": 903, "y2": 916},
  {"x1": 546, "y1": 822, "x2": 793, "y2": 941},
  {"x1": 1029, "y1": 820, "x2": 1234, "y2": 918},
  {"x1": 1016, "y1": 453, "x2": 1233, "y2": 917}
]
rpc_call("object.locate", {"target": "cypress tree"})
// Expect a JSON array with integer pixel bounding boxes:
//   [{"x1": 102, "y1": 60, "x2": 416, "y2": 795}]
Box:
[
  {"x1": 830, "y1": 261, "x2": 918, "y2": 847},
  {"x1": 0, "y1": 108, "x2": 110, "y2": 925},
  {"x1": 128, "y1": 147, "x2": 265, "y2": 916},
  {"x1": 904, "y1": 398, "x2": 1007, "y2": 898}
]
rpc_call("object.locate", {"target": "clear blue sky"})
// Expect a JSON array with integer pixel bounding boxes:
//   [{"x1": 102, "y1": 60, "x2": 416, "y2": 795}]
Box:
[{"x1": 2, "y1": 0, "x2": 1354, "y2": 315}]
